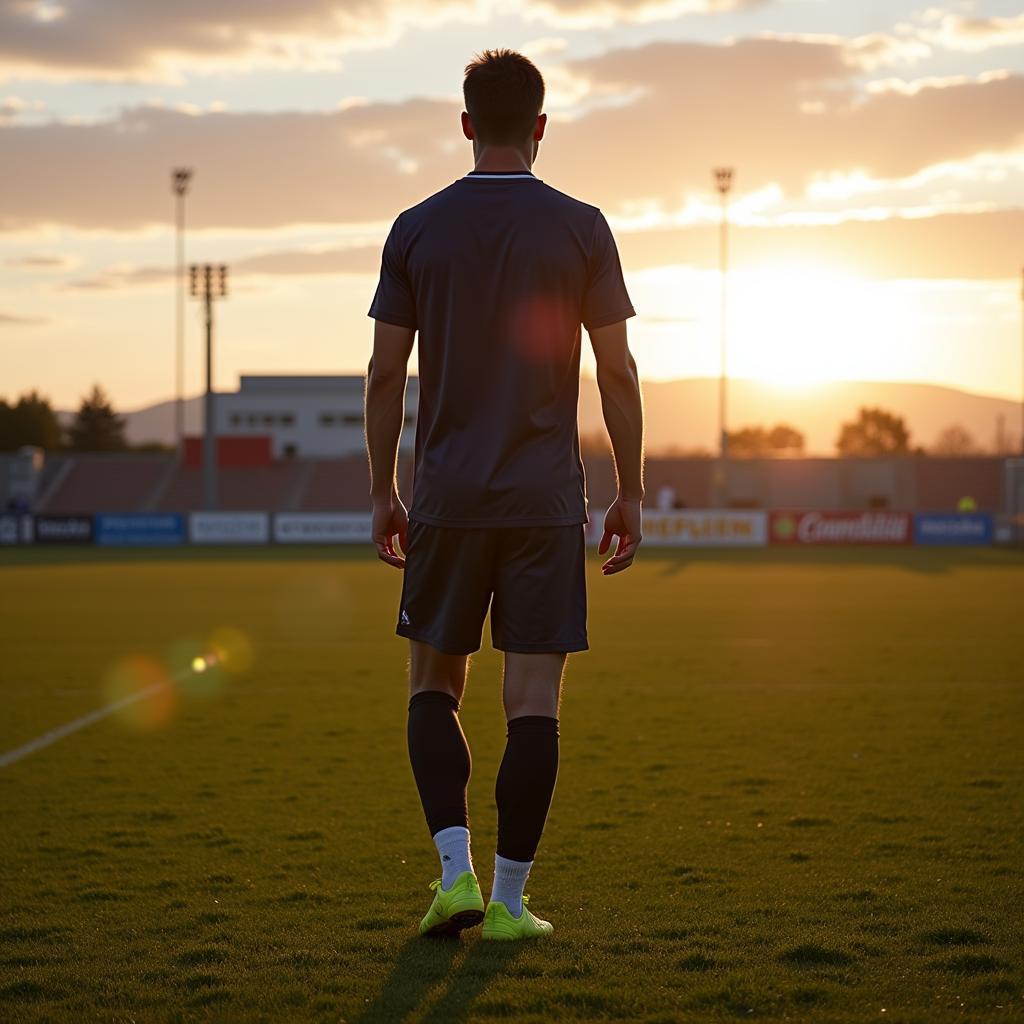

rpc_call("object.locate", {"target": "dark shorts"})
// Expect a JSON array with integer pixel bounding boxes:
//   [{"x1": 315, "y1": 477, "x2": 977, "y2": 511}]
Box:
[{"x1": 396, "y1": 520, "x2": 589, "y2": 656}]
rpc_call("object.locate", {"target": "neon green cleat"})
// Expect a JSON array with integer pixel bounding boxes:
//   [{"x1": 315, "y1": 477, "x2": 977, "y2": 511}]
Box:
[
  {"x1": 481, "y1": 895, "x2": 554, "y2": 940},
  {"x1": 418, "y1": 872, "x2": 485, "y2": 937}
]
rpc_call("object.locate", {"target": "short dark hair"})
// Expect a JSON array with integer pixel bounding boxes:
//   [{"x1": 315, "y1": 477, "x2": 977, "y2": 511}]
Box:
[{"x1": 463, "y1": 49, "x2": 545, "y2": 146}]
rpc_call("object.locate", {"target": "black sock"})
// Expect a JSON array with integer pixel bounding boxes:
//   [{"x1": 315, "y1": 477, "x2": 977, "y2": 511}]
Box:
[
  {"x1": 495, "y1": 715, "x2": 560, "y2": 862},
  {"x1": 407, "y1": 690, "x2": 471, "y2": 836}
]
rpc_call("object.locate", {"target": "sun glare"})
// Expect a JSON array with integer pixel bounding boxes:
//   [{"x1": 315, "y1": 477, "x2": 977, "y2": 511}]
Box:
[
  {"x1": 729, "y1": 263, "x2": 923, "y2": 391},
  {"x1": 733, "y1": 264, "x2": 860, "y2": 389}
]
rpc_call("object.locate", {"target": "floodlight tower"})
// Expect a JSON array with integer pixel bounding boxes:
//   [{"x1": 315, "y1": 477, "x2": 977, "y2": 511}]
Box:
[
  {"x1": 189, "y1": 264, "x2": 228, "y2": 510},
  {"x1": 713, "y1": 166, "x2": 734, "y2": 505},
  {"x1": 172, "y1": 168, "x2": 194, "y2": 456},
  {"x1": 714, "y1": 167, "x2": 734, "y2": 458}
]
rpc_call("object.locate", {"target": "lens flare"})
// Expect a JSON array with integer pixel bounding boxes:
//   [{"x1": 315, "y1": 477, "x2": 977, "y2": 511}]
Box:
[
  {"x1": 191, "y1": 656, "x2": 207, "y2": 673},
  {"x1": 102, "y1": 655, "x2": 176, "y2": 731},
  {"x1": 208, "y1": 626, "x2": 253, "y2": 676}
]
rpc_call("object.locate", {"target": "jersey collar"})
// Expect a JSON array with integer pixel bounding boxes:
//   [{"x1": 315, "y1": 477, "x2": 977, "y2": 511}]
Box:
[{"x1": 462, "y1": 170, "x2": 539, "y2": 180}]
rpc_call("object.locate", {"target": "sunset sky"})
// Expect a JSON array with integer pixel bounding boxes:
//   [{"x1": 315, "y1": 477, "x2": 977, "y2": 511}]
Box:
[{"x1": 1, "y1": 0, "x2": 1023, "y2": 413}]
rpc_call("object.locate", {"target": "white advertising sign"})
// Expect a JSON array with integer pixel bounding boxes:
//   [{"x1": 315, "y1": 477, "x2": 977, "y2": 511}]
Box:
[
  {"x1": 273, "y1": 513, "x2": 372, "y2": 544},
  {"x1": 640, "y1": 510, "x2": 767, "y2": 547},
  {"x1": 189, "y1": 511, "x2": 270, "y2": 544}
]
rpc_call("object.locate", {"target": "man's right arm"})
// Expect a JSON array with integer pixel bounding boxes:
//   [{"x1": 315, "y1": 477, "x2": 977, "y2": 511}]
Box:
[{"x1": 589, "y1": 319, "x2": 644, "y2": 575}]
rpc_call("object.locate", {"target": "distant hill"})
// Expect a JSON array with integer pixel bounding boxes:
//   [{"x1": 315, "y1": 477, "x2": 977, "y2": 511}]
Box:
[
  {"x1": 581, "y1": 378, "x2": 1021, "y2": 456},
  {"x1": 107, "y1": 378, "x2": 1022, "y2": 457}
]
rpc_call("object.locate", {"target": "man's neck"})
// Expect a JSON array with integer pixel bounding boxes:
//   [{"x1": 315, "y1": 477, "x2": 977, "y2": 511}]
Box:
[{"x1": 472, "y1": 147, "x2": 533, "y2": 174}]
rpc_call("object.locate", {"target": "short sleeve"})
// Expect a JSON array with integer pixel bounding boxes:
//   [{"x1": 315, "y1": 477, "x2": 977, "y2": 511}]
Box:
[
  {"x1": 581, "y1": 210, "x2": 635, "y2": 331},
  {"x1": 367, "y1": 215, "x2": 417, "y2": 329}
]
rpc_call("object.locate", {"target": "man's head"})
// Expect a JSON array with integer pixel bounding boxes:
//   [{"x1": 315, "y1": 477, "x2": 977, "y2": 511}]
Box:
[{"x1": 462, "y1": 49, "x2": 546, "y2": 159}]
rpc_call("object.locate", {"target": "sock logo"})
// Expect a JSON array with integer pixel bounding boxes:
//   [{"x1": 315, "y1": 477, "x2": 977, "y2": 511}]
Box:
[
  {"x1": 442, "y1": 854, "x2": 451, "y2": 861},
  {"x1": 400, "y1": 609, "x2": 411, "y2": 626}
]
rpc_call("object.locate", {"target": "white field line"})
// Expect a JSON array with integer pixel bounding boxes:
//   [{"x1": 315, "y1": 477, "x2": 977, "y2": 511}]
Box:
[{"x1": 0, "y1": 666, "x2": 195, "y2": 769}]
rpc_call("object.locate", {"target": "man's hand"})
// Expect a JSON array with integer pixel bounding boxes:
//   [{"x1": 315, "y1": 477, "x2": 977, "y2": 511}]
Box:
[
  {"x1": 372, "y1": 494, "x2": 409, "y2": 569},
  {"x1": 598, "y1": 496, "x2": 643, "y2": 575}
]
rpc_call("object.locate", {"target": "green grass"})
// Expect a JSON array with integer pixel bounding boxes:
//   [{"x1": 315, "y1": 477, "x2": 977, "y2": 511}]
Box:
[{"x1": 1, "y1": 545, "x2": 1022, "y2": 1023}]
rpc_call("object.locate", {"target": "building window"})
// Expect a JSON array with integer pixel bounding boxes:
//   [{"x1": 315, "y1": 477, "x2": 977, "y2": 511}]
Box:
[{"x1": 280, "y1": 413, "x2": 295, "y2": 427}]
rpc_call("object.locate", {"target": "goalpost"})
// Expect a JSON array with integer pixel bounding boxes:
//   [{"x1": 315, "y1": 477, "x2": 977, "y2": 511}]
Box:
[{"x1": 1003, "y1": 458, "x2": 1024, "y2": 544}]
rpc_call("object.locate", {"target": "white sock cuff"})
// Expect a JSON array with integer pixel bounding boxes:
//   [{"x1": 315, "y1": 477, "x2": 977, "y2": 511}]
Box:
[
  {"x1": 433, "y1": 825, "x2": 470, "y2": 845},
  {"x1": 494, "y1": 853, "x2": 533, "y2": 880}
]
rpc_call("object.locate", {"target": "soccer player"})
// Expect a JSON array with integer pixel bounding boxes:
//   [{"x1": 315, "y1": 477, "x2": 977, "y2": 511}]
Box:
[{"x1": 365, "y1": 49, "x2": 644, "y2": 940}]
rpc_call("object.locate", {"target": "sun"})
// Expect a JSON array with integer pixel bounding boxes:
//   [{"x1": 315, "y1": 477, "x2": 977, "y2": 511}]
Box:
[{"x1": 730, "y1": 263, "x2": 870, "y2": 389}]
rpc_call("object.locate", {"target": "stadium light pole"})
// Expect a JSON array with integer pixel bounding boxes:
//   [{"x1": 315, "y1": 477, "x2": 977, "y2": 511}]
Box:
[
  {"x1": 172, "y1": 168, "x2": 193, "y2": 458},
  {"x1": 714, "y1": 166, "x2": 734, "y2": 505},
  {"x1": 190, "y1": 264, "x2": 228, "y2": 511}
]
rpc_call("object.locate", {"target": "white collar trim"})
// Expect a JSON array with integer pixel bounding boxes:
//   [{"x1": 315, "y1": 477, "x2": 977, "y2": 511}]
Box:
[{"x1": 461, "y1": 173, "x2": 539, "y2": 180}]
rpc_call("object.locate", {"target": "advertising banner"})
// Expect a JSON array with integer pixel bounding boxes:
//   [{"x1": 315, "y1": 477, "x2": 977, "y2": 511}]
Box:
[
  {"x1": 640, "y1": 510, "x2": 767, "y2": 547},
  {"x1": 95, "y1": 514, "x2": 186, "y2": 547},
  {"x1": 0, "y1": 514, "x2": 22, "y2": 545},
  {"x1": 770, "y1": 509, "x2": 911, "y2": 545},
  {"x1": 32, "y1": 514, "x2": 94, "y2": 544},
  {"x1": 273, "y1": 513, "x2": 372, "y2": 544},
  {"x1": 914, "y1": 513, "x2": 993, "y2": 546},
  {"x1": 189, "y1": 511, "x2": 270, "y2": 544}
]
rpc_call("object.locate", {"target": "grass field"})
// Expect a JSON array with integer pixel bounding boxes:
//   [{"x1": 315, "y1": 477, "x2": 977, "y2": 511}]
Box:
[{"x1": 1, "y1": 545, "x2": 1022, "y2": 1023}]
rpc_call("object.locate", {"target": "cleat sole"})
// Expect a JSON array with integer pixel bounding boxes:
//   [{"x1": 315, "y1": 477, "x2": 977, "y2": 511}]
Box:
[{"x1": 424, "y1": 908, "x2": 484, "y2": 937}]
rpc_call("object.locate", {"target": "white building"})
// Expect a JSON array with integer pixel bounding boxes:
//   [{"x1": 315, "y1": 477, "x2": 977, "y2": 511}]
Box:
[{"x1": 216, "y1": 375, "x2": 418, "y2": 458}]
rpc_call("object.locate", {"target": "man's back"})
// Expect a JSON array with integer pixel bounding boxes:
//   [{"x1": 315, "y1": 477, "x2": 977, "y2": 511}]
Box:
[
  {"x1": 364, "y1": 48, "x2": 644, "y2": 944},
  {"x1": 368, "y1": 169, "x2": 634, "y2": 527}
]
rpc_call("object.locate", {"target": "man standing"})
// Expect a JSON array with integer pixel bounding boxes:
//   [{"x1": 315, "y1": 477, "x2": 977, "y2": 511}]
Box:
[{"x1": 365, "y1": 49, "x2": 644, "y2": 940}]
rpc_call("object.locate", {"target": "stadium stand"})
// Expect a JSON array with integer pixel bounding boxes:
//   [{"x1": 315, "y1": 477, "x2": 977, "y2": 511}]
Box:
[
  {"x1": 39, "y1": 454, "x2": 170, "y2": 514},
  {"x1": 154, "y1": 461, "x2": 306, "y2": 513},
  {"x1": 1, "y1": 451, "x2": 1008, "y2": 516}
]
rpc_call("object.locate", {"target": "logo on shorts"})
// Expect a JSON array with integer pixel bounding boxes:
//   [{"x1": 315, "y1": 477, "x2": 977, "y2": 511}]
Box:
[{"x1": 400, "y1": 609, "x2": 411, "y2": 626}]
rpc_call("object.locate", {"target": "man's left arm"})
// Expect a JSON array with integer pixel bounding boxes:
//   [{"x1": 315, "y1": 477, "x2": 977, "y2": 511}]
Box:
[{"x1": 365, "y1": 320, "x2": 415, "y2": 568}]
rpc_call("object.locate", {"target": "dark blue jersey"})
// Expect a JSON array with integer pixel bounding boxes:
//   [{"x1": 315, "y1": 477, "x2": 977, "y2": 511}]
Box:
[{"x1": 369, "y1": 170, "x2": 635, "y2": 527}]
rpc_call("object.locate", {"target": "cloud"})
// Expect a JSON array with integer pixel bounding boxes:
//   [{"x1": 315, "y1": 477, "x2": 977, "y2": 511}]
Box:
[
  {"x1": 0, "y1": 0, "x2": 471, "y2": 81},
  {"x1": 0, "y1": 100, "x2": 461, "y2": 232},
  {"x1": 64, "y1": 244, "x2": 381, "y2": 290},
  {"x1": 1, "y1": 36, "x2": 1022, "y2": 238},
  {"x1": 614, "y1": 209, "x2": 1024, "y2": 280},
  {"x1": 551, "y1": 37, "x2": 1024, "y2": 204},
  {"x1": 923, "y1": 12, "x2": 1024, "y2": 52},
  {"x1": 0, "y1": 93, "x2": 45, "y2": 121},
  {"x1": 523, "y1": 0, "x2": 766, "y2": 27},
  {"x1": 0, "y1": 309, "x2": 48, "y2": 324},
  {"x1": 61, "y1": 207, "x2": 1024, "y2": 290},
  {"x1": 7, "y1": 251, "x2": 73, "y2": 268}
]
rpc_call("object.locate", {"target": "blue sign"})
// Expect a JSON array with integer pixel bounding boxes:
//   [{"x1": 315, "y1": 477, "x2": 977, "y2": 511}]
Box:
[
  {"x1": 914, "y1": 513, "x2": 993, "y2": 546},
  {"x1": 96, "y1": 514, "x2": 185, "y2": 546}
]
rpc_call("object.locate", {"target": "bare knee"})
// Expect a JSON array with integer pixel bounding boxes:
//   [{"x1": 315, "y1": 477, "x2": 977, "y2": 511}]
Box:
[
  {"x1": 408, "y1": 640, "x2": 468, "y2": 703},
  {"x1": 502, "y1": 652, "x2": 566, "y2": 720}
]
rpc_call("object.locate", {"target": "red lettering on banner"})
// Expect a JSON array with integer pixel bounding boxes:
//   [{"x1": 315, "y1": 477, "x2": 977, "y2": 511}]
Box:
[{"x1": 770, "y1": 510, "x2": 911, "y2": 545}]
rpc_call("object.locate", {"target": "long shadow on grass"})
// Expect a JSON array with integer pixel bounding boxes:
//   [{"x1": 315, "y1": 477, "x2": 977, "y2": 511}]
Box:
[{"x1": 352, "y1": 937, "x2": 520, "y2": 1024}]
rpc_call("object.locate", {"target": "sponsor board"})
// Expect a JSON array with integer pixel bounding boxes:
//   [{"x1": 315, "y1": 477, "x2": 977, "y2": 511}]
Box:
[
  {"x1": 0, "y1": 515, "x2": 22, "y2": 545},
  {"x1": 96, "y1": 514, "x2": 186, "y2": 547},
  {"x1": 33, "y1": 514, "x2": 94, "y2": 545},
  {"x1": 770, "y1": 509, "x2": 911, "y2": 545},
  {"x1": 640, "y1": 510, "x2": 767, "y2": 547},
  {"x1": 189, "y1": 511, "x2": 270, "y2": 544},
  {"x1": 914, "y1": 513, "x2": 993, "y2": 546},
  {"x1": 273, "y1": 513, "x2": 372, "y2": 544}
]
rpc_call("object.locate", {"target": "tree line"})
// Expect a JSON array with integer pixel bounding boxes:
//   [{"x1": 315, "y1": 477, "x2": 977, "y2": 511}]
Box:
[
  {"x1": 3, "y1": 389, "x2": 995, "y2": 458},
  {"x1": 583, "y1": 407, "x2": 993, "y2": 458},
  {"x1": 0, "y1": 385, "x2": 138, "y2": 452}
]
